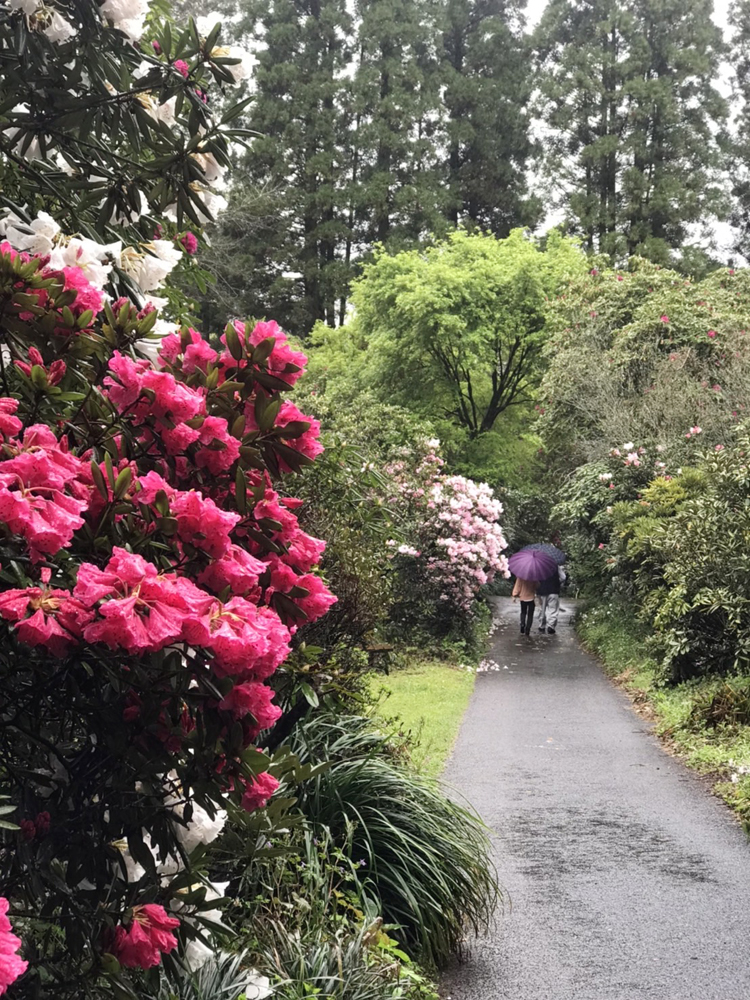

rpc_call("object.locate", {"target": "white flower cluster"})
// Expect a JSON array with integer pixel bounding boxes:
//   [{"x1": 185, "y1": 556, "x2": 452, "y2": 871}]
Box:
[
  {"x1": 8, "y1": 0, "x2": 152, "y2": 43},
  {"x1": 115, "y1": 773, "x2": 236, "y2": 972},
  {"x1": 8, "y1": 0, "x2": 74, "y2": 42},
  {"x1": 0, "y1": 208, "x2": 182, "y2": 297}
]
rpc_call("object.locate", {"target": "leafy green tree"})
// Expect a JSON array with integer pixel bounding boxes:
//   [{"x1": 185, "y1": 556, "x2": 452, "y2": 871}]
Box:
[
  {"x1": 535, "y1": 0, "x2": 728, "y2": 262},
  {"x1": 346, "y1": 229, "x2": 584, "y2": 439},
  {"x1": 442, "y1": 0, "x2": 540, "y2": 233}
]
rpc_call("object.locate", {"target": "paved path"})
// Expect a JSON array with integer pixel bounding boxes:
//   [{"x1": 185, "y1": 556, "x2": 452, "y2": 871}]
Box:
[{"x1": 440, "y1": 597, "x2": 750, "y2": 1000}]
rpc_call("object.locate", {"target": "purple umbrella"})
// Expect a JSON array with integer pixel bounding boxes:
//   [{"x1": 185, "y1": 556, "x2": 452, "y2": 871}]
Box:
[{"x1": 508, "y1": 548, "x2": 558, "y2": 582}]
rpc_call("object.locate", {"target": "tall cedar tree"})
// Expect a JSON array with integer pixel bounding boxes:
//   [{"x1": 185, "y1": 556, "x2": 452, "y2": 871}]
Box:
[
  {"x1": 729, "y1": 0, "x2": 750, "y2": 261},
  {"x1": 535, "y1": 0, "x2": 728, "y2": 262},
  {"x1": 442, "y1": 0, "x2": 540, "y2": 234},
  {"x1": 200, "y1": 0, "x2": 537, "y2": 336},
  {"x1": 232, "y1": 0, "x2": 354, "y2": 337},
  {"x1": 352, "y1": 0, "x2": 446, "y2": 249}
]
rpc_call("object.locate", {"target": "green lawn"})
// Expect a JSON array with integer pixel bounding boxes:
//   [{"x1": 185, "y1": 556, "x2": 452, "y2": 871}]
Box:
[{"x1": 370, "y1": 658, "x2": 476, "y2": 777}]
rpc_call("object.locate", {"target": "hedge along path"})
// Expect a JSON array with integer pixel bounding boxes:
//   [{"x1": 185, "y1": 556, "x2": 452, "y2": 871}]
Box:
[{"x1": 440, "y1": 596, "x2": 750, "y2": 1000}]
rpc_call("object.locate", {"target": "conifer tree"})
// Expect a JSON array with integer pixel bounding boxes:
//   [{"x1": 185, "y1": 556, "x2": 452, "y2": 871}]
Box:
[
  {"x1": 535, "y1": 0, "x2": 728, "y2": 262},
  {"x1": 442, "y1": 0, "x2": 539, "y2": 234},
  {"x1": 728, "y1": 0, "x2": 750, "y2": 261},
  {"x1": 351, "y1": 0, "x2": 446, "y2": 247},
  {"x1": 231, "y1": 0, "x2": 354, "y2": 336}
]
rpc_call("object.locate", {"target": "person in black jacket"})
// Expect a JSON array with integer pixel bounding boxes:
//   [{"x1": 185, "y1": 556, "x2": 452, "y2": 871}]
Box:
[{"x1": 537, "y1": 565, "x2": 565, "y2": 634}]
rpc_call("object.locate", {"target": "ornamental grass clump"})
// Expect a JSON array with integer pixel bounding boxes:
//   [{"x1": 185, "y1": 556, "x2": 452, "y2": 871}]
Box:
[{"x1": 291, "y1": 717, "x2": 499, "y2": 968}]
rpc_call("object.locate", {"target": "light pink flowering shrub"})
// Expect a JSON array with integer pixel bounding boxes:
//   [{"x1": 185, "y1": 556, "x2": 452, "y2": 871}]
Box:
[{"x1": 388, "y1": 441, "x2": 509, "y2": 627}]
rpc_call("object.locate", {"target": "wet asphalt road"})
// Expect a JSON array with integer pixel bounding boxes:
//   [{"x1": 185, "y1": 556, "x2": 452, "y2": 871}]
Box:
[{"x1": 440, "y1": 597, "x2": 750, "y2": 1000}]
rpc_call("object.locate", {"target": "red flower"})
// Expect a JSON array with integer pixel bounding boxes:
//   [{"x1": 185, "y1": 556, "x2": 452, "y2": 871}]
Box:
[{"x1": 112, "y1": 904, "x2": 180, "y2": 969}]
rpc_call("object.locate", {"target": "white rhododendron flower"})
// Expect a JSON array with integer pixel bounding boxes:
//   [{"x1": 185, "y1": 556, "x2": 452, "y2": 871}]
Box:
[
  {"x1": 120, "y1": 239, "x2": 182, "y2": 291},
  {"x1": 49, "y1": 236, "x2": 122, "y2": 288},
  {"x1": 192, "y1": 150, "x2": 225, "y2": 185},
  {"x1": 8, "y1": 0, "x2": 38, "y2": 13},
  {"x1": 210, "y1": 45, "x2": 252, "y2": 83},
  {"x1": 1, "y1": 210, "x2": 60, "y2": 255},
  {"x1": 173, "y1": 800, "x2": 228, "y2": 856},
  {"x1": 99, "y1": 0, "x2": 150, "y2": 40},
  {"x1": 44, "y1": 10, "x2": 75, "y2": 43}
]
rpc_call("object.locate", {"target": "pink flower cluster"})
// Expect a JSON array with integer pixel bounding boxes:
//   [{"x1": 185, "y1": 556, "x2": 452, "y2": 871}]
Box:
[
  {"x1": 0, "y1": 898, "x2": 26, "y2": 995},
  {"x1": 425, "y1": 475, "x2": 510, "y2": 611},
  {"x1": 391, "y1": 442, "x2": 509, "y2": 615},
  {"x1": 112, "y1": 904, "x2": 179, "y2": 969}
]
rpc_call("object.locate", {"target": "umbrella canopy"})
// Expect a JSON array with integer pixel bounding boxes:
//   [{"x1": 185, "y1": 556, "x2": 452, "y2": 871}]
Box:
[
  {"x1": 523, "y1": 542, "x2": 567, "y2": 565},
  {"x1": 508, "y1": 548, "x2": 558, "y2": 582}
]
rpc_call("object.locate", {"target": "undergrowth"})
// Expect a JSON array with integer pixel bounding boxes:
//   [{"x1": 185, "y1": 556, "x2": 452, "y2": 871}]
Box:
[{"x1": 577, "y1": 602, "x2": 750, "y2": 832}]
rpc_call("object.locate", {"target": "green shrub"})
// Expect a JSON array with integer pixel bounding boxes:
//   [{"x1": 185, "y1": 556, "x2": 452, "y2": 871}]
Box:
[{"x1": 289, "y1": 716, "x2": 499, "y2": 969}]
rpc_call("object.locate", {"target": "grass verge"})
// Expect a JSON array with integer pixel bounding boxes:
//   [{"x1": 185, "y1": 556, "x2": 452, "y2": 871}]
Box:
[
  {"x1": 577, "y1": 602, "x2": 750, "y2": 832},
  {"x1": 369, "y1": 656, "x2": 476, "y2": 778}
]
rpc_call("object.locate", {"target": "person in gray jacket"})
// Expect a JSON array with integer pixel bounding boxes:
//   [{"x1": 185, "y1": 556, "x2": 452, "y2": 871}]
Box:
[{"x1": 537, "y1": 564, "x2": 566, "y2": 634}]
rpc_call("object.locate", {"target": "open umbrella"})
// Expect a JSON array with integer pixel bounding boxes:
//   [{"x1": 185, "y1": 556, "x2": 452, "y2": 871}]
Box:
[
  {"x1": 523, "y1": 542, "x2": 566, "y2": 565},
  {"x1": 508, "y1": 548, "x2": 557, "y2": 582}
]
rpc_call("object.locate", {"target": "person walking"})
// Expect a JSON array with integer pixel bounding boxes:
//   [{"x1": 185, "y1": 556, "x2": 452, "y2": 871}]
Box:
[
  {"x1": 537, "y1": 564, "x2": 566, "y2": 634},
  {"x1": 512, "y1": 576, "x2": 537, "y2": 636}
]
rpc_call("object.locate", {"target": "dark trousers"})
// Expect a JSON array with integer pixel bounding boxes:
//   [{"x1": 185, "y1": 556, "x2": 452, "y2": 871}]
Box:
[{"x1": 520, "y1": 600, "x2": 535, "y2": 634}]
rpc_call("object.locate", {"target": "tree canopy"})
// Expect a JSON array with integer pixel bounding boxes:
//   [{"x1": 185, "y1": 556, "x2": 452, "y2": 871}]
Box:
[{"x1": 344, "y1": 229, "x2": 585, "y2": 438}]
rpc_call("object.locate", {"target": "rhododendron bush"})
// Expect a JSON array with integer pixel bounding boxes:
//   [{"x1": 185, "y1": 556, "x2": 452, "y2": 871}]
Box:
[
  {"x1": 0, "y1": 239, "x2": 334, "y2": 998},
  {"x1": 387, "y1": 442, "x2": 510, "y2": 633}
]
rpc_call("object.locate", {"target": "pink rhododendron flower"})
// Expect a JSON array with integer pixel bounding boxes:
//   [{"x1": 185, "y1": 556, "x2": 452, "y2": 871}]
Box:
[
  {"x1": 0, "y1": 399, "x2": 22, "y2": 440},
  {"x1": 221, "y1": 319, "x2": 307, "y2": 386},
  {"x1": 273, "y1": 400, "x2": 324, "y2": 468},
  {"x1": 0, "y1": 897, "x2": 27, "y2": 994},
  {"x1": 173, "y1": 59, "x2": 189, "y2": 79},
  {"x1": 660, "y1": 314, "x2": 669, "y2": 323},
  {"x1": 198, "y1": 544, "x2": 266, "y2": 597},
  {"x1": 182, "y1": 595, "x2": 290, "y2": 679},
  {"x1": 285, "y1": 528, "x2": 326, "y2": 572},
  {"x1": 707, "y1": 329, "x2": 717, "y2": 339},
  {"x1": 104, "y1": 352, "x2": 205, "y2": 427},
  {"x1": 0, "y1": 584, "x2": 93, "y2": 656},
  {"x1": 715, "y1": 444, "x2": 725, "y2": 451},
  {"x1": 194, "y1": 416, "x2": 240, "y2": 475},
  {"x1": 0, "y1": 427, "x2": 90, "y2": 560},
  {"x1": 169, "y1": 490, "x2": 240, "y2": 558},
  {"x1": 180, "y1": 232, "x2": 198, "y2": 255},
  {"x1": 76, "y1": 548, "x2": 212, "y2": 653},
  {"x1": 61, "y1": 266, "x2": 104, "y2": 318},
  {"x1": 240, "y1": 771, "x2": 279, "y2": 812},
  {"x1": 112, "y1": 904, "x2": 180, "y2": 969},
  {"x1": 159, "y1": 328, "x2": 217, "y2": 374},
  {"x1": 219, "y1": 680, "x2": 282, "y2": 732}
]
